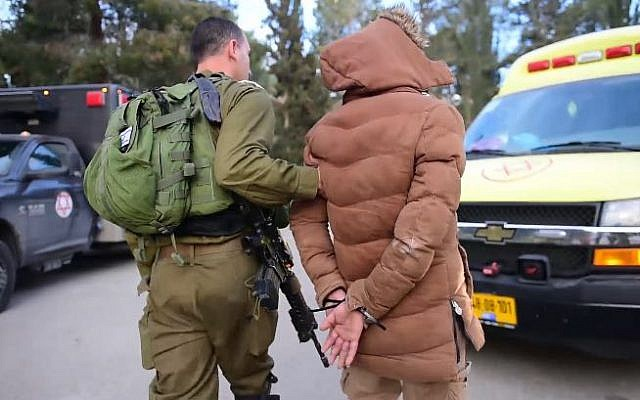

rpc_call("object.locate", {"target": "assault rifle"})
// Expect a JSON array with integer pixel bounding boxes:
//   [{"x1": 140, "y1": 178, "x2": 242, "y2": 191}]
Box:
[{"x1": 241, "y1": 205, "x2": 330, "y2": 368}]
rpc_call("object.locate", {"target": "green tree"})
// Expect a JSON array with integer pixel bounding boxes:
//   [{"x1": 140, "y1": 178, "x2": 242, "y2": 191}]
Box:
[
  {"x1": 511, "y1": 0, "x2": 564, "y2": 53},
  {"x1": 560, "y1": 0, "x2": 634, "y2": 35},
  {"x1": 314, "y1": 0, "x2": 382, "y2": 47},
  {"x1": 417, "y1": 0, "x2": 499, "y2": 123},
  {"x1": 247, "y1": 32, "x2": 275, "y2": 92},
  {"x1": 264, "y1": 0, "x2": 331, "y2": 163},
  {"x1": 97, "y1": 0, "x2": 235, "y2": 88},
  {"x1": 0, "y1": 0, "x2": 93, "y2": 85},
  {"x1": 504, "y1": 0, "x2": 637, "y2": 64},
  {"x1": 0, "y1": 0, "x2": 242, "y2": 89},
  {"x1": 9, "y1": 0, "x2": 89, "y2": 40},
  {"x1": 457, "y1": 0, "x2": 499, "y2": 120}
]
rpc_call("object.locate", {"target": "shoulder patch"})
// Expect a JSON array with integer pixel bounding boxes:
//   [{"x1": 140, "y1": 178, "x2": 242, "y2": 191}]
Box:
[{"x1": 238, "y1": 80, "x2": 266, "y2": 91}]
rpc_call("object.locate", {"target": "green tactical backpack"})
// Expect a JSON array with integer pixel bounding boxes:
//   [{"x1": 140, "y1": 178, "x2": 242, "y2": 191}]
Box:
[{"x1": 83, "y1": 75, "x2": 234, "y2": 235}]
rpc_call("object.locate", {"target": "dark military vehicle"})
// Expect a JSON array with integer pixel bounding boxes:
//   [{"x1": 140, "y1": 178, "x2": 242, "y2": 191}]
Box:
[{"x1": 0, "y1": 83, "x2": 135, "y2": 311}]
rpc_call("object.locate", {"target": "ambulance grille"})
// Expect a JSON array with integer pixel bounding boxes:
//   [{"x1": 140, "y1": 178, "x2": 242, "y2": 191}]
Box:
[
  {"x1": 461, "y1": 241, "x2": 592, "y2": 277},
  {"x1": 457, "y1": 204, "x2": 599, "y2": 227}
]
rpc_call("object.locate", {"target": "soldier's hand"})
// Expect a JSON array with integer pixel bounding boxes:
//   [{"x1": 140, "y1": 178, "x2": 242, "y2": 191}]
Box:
[
  {"x1": 317, "y1": 168, "x2": 326, "y2": 199},
  {"x1": 304, "y1": 147, "x2": 326, "y2": 199},
  {"x1": 304, "y1": 145, "x2": 319, "y2": 167}
]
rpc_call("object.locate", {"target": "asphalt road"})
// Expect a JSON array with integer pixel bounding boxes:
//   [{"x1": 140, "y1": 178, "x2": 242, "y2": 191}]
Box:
[{"x1": 1, "y1": 232, "x2": 639, "y2": 400}]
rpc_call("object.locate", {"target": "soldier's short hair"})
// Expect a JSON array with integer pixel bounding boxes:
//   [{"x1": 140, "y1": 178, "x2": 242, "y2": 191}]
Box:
[{"x1": 191, "y1": 17, "x2": 245, "y2": 64}]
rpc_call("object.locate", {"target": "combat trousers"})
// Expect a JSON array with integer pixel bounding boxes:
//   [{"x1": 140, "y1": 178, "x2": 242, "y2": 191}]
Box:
[{"x1": 140, "y1": 236, "x2": 278, "y2": 399}]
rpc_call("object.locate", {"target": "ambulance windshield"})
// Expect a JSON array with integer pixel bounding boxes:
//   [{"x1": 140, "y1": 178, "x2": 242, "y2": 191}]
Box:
[{"x1": 465, "y1": 74, "x2": 640, "y2": 157}]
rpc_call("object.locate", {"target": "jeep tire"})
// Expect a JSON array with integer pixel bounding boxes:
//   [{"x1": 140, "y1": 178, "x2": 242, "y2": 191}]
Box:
[{"x1": 0, "y1": 241, "x2": 17, "y2": 313}]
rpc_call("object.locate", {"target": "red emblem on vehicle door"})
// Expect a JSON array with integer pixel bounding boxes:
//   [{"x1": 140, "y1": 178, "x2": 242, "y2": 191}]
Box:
[{"x1": 55, "y1": 191, "x2": 73, "y2": 218}]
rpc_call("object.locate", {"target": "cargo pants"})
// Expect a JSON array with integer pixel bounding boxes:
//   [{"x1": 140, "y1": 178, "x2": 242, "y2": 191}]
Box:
[{"x1": 136, "y1": 236, "x2": 278, "y2": 399}]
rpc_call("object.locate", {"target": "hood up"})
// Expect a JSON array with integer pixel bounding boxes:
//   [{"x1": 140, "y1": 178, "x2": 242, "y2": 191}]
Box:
[{"x1": 319, "y1": 16, "x2": 453, "y2": 95}]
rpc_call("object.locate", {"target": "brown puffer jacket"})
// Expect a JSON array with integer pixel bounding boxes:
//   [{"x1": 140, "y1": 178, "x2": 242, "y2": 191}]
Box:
[{"x1": 290, "y1": 15, "x2": 485, "y2": 383}]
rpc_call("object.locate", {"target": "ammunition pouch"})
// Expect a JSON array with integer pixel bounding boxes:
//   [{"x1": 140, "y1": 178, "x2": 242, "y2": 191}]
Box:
[{"x1": 252, "y1": 264, "x2": 281, "y2": 311}]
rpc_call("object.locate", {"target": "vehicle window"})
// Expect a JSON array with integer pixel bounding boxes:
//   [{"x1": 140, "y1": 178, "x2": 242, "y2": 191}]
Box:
[
  {"x1": 0, "y1": 141, "x2": 25, "y2": 176},
  {"x1": 465, "y1": 74, "x2": 640, "y2": 155},
  {"x1": 28, "y1": 143, "x2": 68, "y2": 171}
]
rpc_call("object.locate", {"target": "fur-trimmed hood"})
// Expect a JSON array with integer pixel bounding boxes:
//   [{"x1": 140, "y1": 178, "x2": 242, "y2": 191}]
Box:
[{"x1": 319, "y1": 10, "x2": 453, "y2": 95}]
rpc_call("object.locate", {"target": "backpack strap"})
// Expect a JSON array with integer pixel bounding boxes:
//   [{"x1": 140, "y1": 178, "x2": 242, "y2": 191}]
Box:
[
  {"x1": 188, "y1": 73, "x2": 222, "y2": 124},
  {"x1": 153, "y1": 108, "x2": 190, "y2": 130},
  {"x1": 151, "y1": 88, "x2": 170, "y2": 114}
]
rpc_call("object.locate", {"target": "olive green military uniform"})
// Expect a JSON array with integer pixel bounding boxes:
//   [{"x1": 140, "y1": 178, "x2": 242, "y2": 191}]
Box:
[{"x1": 130, "y1": 72, "x2": 318, "y2": 400}]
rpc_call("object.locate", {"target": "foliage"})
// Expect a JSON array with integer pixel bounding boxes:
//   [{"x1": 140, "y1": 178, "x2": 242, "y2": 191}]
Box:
[
  {"x1": 414, "y1": 0, "x2": 637, "y2": 123},
  {"x1": 0, "y1": 1, "x2": 238, "y2": 89},
  {"x1": 0, "y1": 0, "x2": 638, "y2": 151},
  {"x1": 264, "y1": 0, "x2": 331, "y2": 163},
  {"x1": 314, "y1": 0, "x2": 381, "y2": 47},
  {"x1": 416, "y1": 0, "x2": 499, "y2": 123}
]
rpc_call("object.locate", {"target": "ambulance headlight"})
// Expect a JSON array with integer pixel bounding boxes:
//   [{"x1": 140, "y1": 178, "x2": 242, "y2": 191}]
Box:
[{"x1": 600, "y1": 199, "x2": 640, "y2": 227}]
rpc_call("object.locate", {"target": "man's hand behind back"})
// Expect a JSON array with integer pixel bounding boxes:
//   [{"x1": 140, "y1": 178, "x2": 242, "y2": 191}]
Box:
[{"x1": 320, "y1": 299, "x2": 365, "y2": 369}]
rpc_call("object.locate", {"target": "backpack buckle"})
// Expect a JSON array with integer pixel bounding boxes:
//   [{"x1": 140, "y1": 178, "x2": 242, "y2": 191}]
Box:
[
  {"x1": 169, "y1": 233, "x2": 187, "y2": 266},
  {"x1": 171, "y1": 251, "x2": 186, "y2": 266},
  {"x1": 183, "y1": 163, "x2": 195, "y2": 177}
]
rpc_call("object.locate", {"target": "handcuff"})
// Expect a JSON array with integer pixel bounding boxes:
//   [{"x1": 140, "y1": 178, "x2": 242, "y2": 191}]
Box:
[
  {"x1": 355, "y1": 307, "x2": 387, "y2": 330},
  {"x1": 317, "y1": 298, "x2": 387, "y2": 331}
]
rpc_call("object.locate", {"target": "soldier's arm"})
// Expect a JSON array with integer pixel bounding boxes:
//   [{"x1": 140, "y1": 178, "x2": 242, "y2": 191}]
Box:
[
  {"x1": 214, "y1": 86, "x2": 318, "y2": 207},
  {"x1": 347, "y1": 104, "x2": 466, "y2": 319}
]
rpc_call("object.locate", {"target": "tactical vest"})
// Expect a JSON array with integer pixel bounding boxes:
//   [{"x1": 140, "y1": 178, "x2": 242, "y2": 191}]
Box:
[{"x1": 84, "y1": 74, "x2": 239, "y2": 235}]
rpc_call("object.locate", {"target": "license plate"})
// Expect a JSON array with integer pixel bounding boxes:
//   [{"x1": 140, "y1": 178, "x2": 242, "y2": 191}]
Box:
[{"x1": 473, "y1": 293, "x2": 517, "y2": 328}]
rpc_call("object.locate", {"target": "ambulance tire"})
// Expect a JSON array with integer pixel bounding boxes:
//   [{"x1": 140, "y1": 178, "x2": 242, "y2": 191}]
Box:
[{"x1": 0, "y1": 241, "x2": 17, "y2": 313}]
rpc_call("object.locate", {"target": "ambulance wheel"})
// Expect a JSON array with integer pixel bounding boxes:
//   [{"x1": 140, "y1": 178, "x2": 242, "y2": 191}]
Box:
[{"x1": 0, "y1": 241, "x2": 17, "y2": 313}]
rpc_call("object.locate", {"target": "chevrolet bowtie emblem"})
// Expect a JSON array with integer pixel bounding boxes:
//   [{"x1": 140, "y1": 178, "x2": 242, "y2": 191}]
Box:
[{"x1": 474, "y1": 223, "x2": 516, "y2": 244}]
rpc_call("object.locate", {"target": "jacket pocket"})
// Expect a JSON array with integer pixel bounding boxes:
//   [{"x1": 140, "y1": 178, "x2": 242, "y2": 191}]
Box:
[{"x1": 454, "y1": 296, "x2": 486, "y2": 352}]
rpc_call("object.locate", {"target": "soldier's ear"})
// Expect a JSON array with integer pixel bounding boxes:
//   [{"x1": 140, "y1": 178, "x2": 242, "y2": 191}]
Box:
[{"x1": 227, "y1": 39, "x2": 240, "y2": 61}]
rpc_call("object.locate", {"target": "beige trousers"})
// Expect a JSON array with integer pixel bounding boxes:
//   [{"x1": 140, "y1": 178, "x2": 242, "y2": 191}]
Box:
[{"x1": 340, "y1": 366, "x2": 468, "y2": 400}]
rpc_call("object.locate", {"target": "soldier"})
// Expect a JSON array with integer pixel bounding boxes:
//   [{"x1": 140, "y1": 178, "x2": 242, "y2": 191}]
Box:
[{"x1": 133, "y1": 17, "x2": 320, "y2": 400}]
